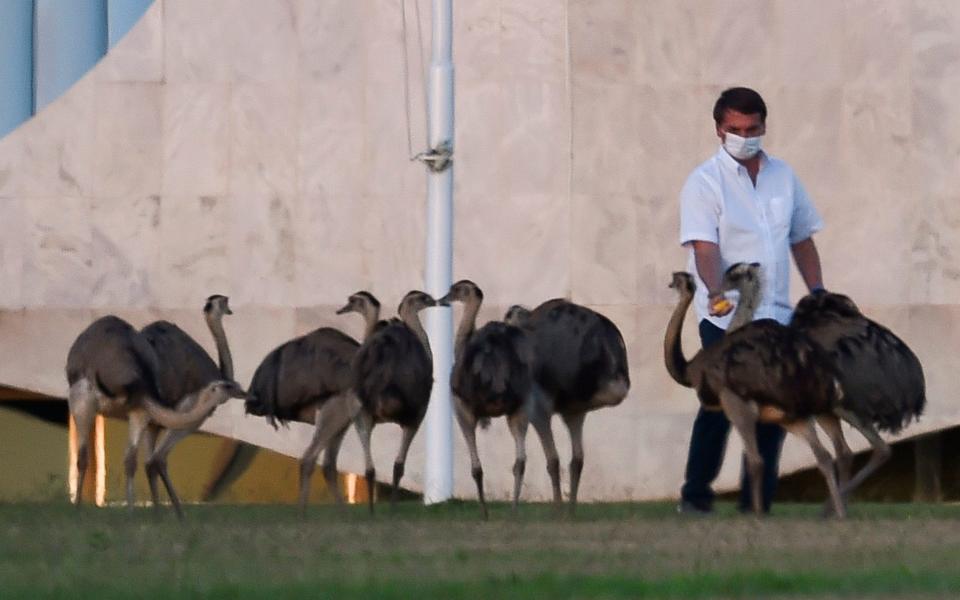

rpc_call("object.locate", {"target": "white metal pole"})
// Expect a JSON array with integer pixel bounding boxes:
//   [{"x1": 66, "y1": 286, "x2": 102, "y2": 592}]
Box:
[{"x1": 422, "y1": 0, "x2": 454, "y2": 504}]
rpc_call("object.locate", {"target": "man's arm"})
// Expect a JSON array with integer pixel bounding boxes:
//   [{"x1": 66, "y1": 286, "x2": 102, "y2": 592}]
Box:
[
  {"x1": 689, "y1": 240, "x2": 733, "y2": 316},
  {"x1": 791, "y1": 237, "x2": 824, "y2": 292}
]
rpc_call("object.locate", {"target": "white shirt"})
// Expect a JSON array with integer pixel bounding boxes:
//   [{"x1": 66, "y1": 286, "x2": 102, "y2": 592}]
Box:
[{"x1": 679, "y1": 146, "x2": 823, "y2": 329}]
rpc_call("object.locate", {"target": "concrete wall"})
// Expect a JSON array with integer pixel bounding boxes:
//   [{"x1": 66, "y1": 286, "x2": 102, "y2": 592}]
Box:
[{"x1": 1, "y1": 0, "x2": 958, "y2": 501}]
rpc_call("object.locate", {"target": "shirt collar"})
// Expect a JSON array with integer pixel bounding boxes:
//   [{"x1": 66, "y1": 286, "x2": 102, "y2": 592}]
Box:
[{"x1": 715, "y1": 145, "x2": 769, "y2": 174}]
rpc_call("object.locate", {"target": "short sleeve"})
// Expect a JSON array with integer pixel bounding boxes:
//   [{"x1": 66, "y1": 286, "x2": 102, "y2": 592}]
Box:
[
  {"x1": 789, "y1": 175, "x2": 824, "y2": 244},
  {"x1": 679, "y1": 171, "x2": 720, "y2": 246}
]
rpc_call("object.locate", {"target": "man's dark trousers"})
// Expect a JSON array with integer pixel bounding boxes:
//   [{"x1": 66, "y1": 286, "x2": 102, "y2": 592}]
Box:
[{"x1": 679, "y1": 319, "x2": 786, "y2": 512}]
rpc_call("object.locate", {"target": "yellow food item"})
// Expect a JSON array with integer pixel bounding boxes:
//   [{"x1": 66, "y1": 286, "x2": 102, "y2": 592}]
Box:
[{"x1": 711, "y1": 298, "x2": 733, "y2": 313}]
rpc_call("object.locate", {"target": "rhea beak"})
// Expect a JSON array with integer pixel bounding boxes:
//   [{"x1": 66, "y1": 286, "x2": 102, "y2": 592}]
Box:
[
  {"x1": 227, "y1": 383, "x2": 248, "y2": 400},
  {"x1": 335, "y1": 303, "x2": 352, "y2": 315},
  {"x1": 437, "y1": 293, "x2": 452, "y2": 306}
]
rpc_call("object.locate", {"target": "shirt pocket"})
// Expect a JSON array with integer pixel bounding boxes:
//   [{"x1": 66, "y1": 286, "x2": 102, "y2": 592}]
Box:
[{"x1": 767, "y1": 195, "x2": 793, "y2": 239}]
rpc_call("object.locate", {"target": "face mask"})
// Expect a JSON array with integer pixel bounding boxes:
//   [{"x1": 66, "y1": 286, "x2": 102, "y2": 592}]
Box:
[{"x1": 723, "y1": 131, "x2": 763, "y2": 160}]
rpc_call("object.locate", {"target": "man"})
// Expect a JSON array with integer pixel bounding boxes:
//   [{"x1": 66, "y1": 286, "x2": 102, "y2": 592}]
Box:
[{"x1": 677, "y1": 87, "x2": 825, "y2": 514}]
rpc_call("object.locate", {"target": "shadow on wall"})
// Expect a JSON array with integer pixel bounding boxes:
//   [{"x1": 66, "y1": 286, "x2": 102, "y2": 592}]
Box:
[{"x1": 720, "y1": 429, "x2": 960, "y2": 503}]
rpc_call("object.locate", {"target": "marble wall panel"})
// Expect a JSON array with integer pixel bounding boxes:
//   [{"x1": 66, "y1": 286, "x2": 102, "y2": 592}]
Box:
[
  {"x1": 639, "y1": 194, "x2": 689, "y2": 306},
  {"x1": 299, "y1": 84, "x2": 365, "y2": 198},
  {"x1": 499, "y1": 0, "x2": 566, "y2": 85},
  {"x1": 229, "y1": 84, "x2": 298, "y2": 197},
  {"x1": 454, "y1": 193, "x2": 569, "y2": 307},
  {"x1": 633, "y1": 413, "x2": 698, "y2": 499},
  {"x1": 0, "y1": 199, "x2": 25, "y2": 308},
  {"x1": 165, "y1": 0, "x2": 297, "y2": 83},
  {"x1": 912, "y1": 195, "x2": 960, "y2": 304},
  {"x1": 152, "y1": 196, "x2": 230, "y2": 308},
  {"x1": 92, "y1": 82, "x2": 163, "y2": 198},
  {"x1": 498, "y1": 79, "x2": 568, "y2": 197},
  {"x1": 20, "y1": 198, "x2": 94, "y2": 308},
  {"x1": 97, "y1": 0, "x2": 164, "y2": 83},
  {"x1": 295, "y1": 0, "x2": 364, "y2": 84},
  {"x1": 911, "y1": 0, "x2": 960, "y2": 81},
  {"x1": 88, "y1": 195, "x2": 160, "y2": 308},
  {"x1": 839, "y1": 84, "x2": 918, "y2": 199},
  {"x1": 765, "y1": 85, "x2": 845, "y2": 204},
  {"x1": 842, "y1": 1, "x2": 911, "y2": 85},
  {"x1": 453, "y1": 0, "x2": 500, "y2": 84},
  {"x1": 0, "y1": 309, "x2": 95, "y2": 396},
  {"x1": 911, "y1": 76, "x2": 960, "y2": 199},
  {"x1": 570, "y1": 194, "x2": 638, "y2": 305},
  {"x1": 163, "y1": 0, "x2": 235, "y2": 83},
  {"x1": 292, "y1": 194, "x2": 370, "y2": 306},
  {"x1": 774, "y1": 0, "x2": 844, "y2": 85},
  {"x1": 815, "y1": 192, "x2": 916, "y2": 306},
  {"x1": 0, "y1": 79, "x2": 96, "y2": 198},
  {"x1": 905, "y1": 304, "x2": 960, "y2": 421},
  {"x1": 634, "y1": 85, "x2": 704, "y2": 199},
  {"x1": 228, "y1": 195, "x2": 296, "y2": 307},
  {"x1": 569, "y1": 0, "x2": 635, "y2": 86},
  {"x1": 569, "y1": 411, "x2": 642, "y2": 501},
  {"x1": 570, "y1": 80, "x2": 639, "y2": 197},
  {"x1": 362, "y1": 194, "x2": 425, "y2": 306},
  {"x1": 162, "y1": 84, "x2": 230, "y2": 197},
  {"x1": 453, "y1": 81, "x2": 501, "y2": 199},
  {"x1": 694, "y1": 0, "x2": 777, "y2": 89},
  {"x1": 632, "y1": 0, "x2": 700, "y2": 86},
  {"x1": 363, "y1": 19, "x2": 424, "y2": 200}
]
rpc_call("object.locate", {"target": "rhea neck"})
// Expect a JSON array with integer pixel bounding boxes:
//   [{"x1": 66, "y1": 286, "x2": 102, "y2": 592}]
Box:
[
  {"x1": 726, "y1": 278, "x2": 763, "y2": 332},
  {"x1": 663, "y1": 288, "x2": 694, "y2": 387},
  {"x1": 361, "y1": 304, "x2": 382, "y2": 342},
  {"x1": 454, "y1": 295, "x2": 482, "y2": 360},
  {"x1": 399, "y1": 304, "x2": 431, "y2": 353},
  {"x1": 204, "y1": 311, "x2": 234, "y2": 381}
]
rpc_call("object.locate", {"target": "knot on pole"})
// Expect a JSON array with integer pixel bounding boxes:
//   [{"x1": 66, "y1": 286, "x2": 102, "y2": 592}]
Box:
[{"x1": 414, "y1": 141, "x2": 453, "y2": 173}]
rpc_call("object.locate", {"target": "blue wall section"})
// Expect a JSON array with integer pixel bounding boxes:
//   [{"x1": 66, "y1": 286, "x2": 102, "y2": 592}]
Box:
[
  {"x1": 0, "y1": 2, "x2": 35, "y2": 138},
  {"x1": 34, "y1": 0, "x2": 108, "y2": 112},
  {"x1": 107, "y1": 0, "x2": 153, "y2": 48}
]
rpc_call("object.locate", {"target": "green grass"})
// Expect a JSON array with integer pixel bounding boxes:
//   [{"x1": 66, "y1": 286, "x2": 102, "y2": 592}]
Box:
[{"x1": 2, "y1": 501, "x2": 960, "y2": 598}]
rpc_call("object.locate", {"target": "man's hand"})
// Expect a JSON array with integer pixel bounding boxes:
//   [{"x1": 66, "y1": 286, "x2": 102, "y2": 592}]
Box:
[{"x1": 708, "y1": 292, "x2": 734, "y2": 317}]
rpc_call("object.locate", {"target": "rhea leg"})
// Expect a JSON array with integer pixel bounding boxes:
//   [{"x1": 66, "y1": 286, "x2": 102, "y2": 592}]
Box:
[
  {"x1": 719, "y1": 391, "x2": 763, "y2": 515},
  {"x1": 562, "y1": 412, "x2": 586, "y2": 516},
  {"x1": 142, "y1": 424, "x2": 161, "y2": 507},
  {"x1": 125, "y1": 409, "x2": 151, "y2": 509},
  {"x1": 354, "y1": 409, "x2": 377, "y2": 514},
  {"x1": 507, "y1": 410, "x2": 529, "y2": 513},
  {"x1": 454, "y1": 400, "x2": 486, "y2": 519},
  {"x1": 391, "y1": 424, "x2": 419, "y2": 507},
  {"x1": 528, "y1": 385, "x2": 561, "y2": 505},
  {"x1": 785, "y1": 418, "x2": 845, "y2": 519},
  {"x1": 299, "y1": 394, "x2": 359, "y2": 514},
  {"x1": 146, "y1": 427, "x2": 190, "y2": 520},
  {"x1": 816, "y1": 414, "x2": 853, "y2": 489},
  {"x1": 68, "y1": 380, "x2": 97, "y2": 508},
  {"x1": 322, "y1": 428, "x2": 349, "y2": 506},
  {"x1": 835, "y1": 408, "x2": 892, "y2": 498},
  {"x1": 816, "y1": 413, "x2": 853, "y2": 516}
]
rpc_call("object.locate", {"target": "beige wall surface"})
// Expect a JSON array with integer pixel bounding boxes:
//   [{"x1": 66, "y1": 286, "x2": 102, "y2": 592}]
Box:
[{"x1": 1, "y1": 0, "x2": 958, "y2": 501}]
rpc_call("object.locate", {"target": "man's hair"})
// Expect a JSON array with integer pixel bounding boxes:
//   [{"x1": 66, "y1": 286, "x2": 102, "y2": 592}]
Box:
[{"x1": 713, "y1": 87, "x2": 767, "y2": 125}]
